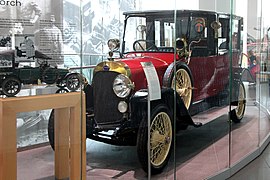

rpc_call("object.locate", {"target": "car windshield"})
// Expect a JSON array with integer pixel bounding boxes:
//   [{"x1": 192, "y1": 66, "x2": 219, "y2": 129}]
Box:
[
  {"x1": 123, "y1": 14, "x2": 179, "y2": 53},
  {"x1": 122, "y1": 12, "x2": 207, "y2": 53}
]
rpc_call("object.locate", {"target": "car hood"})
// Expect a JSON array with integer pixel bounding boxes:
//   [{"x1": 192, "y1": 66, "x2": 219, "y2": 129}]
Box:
[
  {"x1": 94, "y1": 54, "x2": 173, "y2": 91},
  {"x1": 123, "y1": 55, "x2": 170, "y2": 72}
]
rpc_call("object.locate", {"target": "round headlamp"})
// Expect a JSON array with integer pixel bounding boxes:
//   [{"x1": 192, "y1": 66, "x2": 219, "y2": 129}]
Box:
[
  {"x1": 107, "y1": 38, "x2": 120, "y2": 51},
  {"x1": 118, "y1": 101, "x2": 128, "y2": 113},
  {"x1": 113, "y1": 74, "x2": 132, "y2": 98}
]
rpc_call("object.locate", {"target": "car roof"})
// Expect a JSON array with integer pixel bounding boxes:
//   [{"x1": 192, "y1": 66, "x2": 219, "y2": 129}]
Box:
[{"x1": 123, "y1": 9, "x2": 241, "y2": 19}]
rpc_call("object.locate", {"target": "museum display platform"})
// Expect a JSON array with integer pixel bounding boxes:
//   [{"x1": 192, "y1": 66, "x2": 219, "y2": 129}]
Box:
[{"x1": 17, "y1": 83, "x2": 270, "y2": 180}]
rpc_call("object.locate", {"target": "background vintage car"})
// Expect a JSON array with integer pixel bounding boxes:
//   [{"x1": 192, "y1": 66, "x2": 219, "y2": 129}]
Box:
[
  {"x1": 49, "y1": 9, "x2": 251, "y2": 174},
  {"x1": 0, "y1": 49, "x2": 83, "y2": 96}
]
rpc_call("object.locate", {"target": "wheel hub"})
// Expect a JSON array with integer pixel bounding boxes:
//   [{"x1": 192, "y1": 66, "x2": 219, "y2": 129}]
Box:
[
  {"x1": 151, "y1": 130, "x2": 170, "y2": 146},
  {"x1": 176, "y1": 87, "x2": 191, "y2": 97}
]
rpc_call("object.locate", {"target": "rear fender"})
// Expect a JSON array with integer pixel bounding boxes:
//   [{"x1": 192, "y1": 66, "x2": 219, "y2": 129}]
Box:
[
  {"x1": 231, "y1": 67, "x2": 250, "y2": 103},
  {"x1": 239, "y1": 67, "x2": 256, "y2": 83}
]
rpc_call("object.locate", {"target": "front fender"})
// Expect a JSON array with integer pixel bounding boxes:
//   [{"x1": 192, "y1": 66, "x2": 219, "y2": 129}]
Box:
[{"x1": 130, "y1": 88, "x2": 196, "y2": 127}]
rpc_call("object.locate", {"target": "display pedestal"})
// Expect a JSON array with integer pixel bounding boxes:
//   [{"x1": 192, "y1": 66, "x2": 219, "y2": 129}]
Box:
[{"x1": 0, "y1": 92, "x2": 86, "y2": 180}]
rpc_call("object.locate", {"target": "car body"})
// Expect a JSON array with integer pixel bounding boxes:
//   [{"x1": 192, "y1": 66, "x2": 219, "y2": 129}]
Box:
[
  {"x1": 49, "y1": 9, "x2": 250, "y2": 174},
  {"x1": 0, "y1": 49, "x2": 82, "y2": 96}
]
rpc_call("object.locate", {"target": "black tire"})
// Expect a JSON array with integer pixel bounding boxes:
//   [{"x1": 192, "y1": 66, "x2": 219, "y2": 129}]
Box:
[
  {"x1": 55, "y1": 88, "x2": 69, "y2": 94},
  {"x1": 2, "y1": 77, "x2": 21, "y2": 96},
  {"x1": 56, "y1": 79, "x2": 66, "y2": 88},
  {"x1": 48, "y1": 110, "x2": 55, "y2": 150},
  {"x1": 231, "y1": 82, "x2": 246, "y2": 123},
  {"x1": 42, "y1": 68, "x2": 59, "y2": 84},
  {"x1": 163, "y1": 62, "x2": 193, "y2": 110},
  {"x1": 137, "y1": 104, "x2": 173, "y2": 174},
  {"x1": 66, "y1": 73, "x2": 81, "y2": 91}
]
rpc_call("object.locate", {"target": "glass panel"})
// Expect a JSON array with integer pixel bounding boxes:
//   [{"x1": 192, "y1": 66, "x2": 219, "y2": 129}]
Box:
[
  {"x1": 173, "y1": 1, "x2": 231, "y2": 179},
  {"x1": 229, "y1": 0, "x2": 260, "y2": 169},
  {"x1": 82, "y1": 0, "x2": 160, "y2": 179},
  {"x1": 0, "y1": 0, "x2": 84, "y2": 179},
  {"x1": 17, "y1": 109, "x2": 54, "y2": 179},
  {"x1": 0, "y1": 0, "x2": 87, "y2": 98},
  {"x1": 259, "y1": 0, "x2": 270, "y2": 145},
  {"x1": 17, "y1": 110, "x2": 51, "y2": 148},
  {"x1": 84, "y1": 0, "x2": 178, "y2": 179}
]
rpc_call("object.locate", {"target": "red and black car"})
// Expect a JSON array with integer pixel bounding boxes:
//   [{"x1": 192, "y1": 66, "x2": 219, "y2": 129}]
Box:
[{"x1": 49, "y1": 10, "x2": 251, "y2": 174}]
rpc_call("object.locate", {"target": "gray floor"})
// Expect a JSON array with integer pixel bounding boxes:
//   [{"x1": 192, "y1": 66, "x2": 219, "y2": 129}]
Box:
[{"x1": 228, "y1": 143, "x2": 270, "y2": 180}]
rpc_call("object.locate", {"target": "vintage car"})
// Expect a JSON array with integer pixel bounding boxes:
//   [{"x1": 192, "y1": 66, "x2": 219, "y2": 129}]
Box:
[
  {"x1": 0, "y1": 49, "x2": 83, "y2": 96},
  {"x1": 48, "y1": 10, "x2": 251, "y2": 174}
]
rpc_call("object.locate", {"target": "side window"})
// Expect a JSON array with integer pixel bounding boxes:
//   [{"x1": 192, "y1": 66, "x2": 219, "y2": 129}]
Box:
[
  {"x1": 232, "y1": 19, "x2": 240, "y2": 50},
  {"x1": 190, "y1": 17, "x2": 209, "y2": 57},
  {"x1": 155, "y1": 21, "x2": 160, "y2": 46},
  {"x1": 164, "y1": 22, "x2": 175, "y2": 47},
  {"x1": 175, "y1": 17, "x2": 189, "y2": 39},
  {"x1": 190, "y1": 17, "x2": 207, "y2": 39},
  {"x1": 218, "y1": 18, "x2": 229, "y2": 51},
  {"x1": 124, "y1": 17, "x2": 146, "y2": 52}
]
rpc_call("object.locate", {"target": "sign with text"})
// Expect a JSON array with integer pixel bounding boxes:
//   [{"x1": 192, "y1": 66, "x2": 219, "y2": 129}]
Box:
[{"x1": 141, "y1": 61, "x2": 161, "y2": 101}]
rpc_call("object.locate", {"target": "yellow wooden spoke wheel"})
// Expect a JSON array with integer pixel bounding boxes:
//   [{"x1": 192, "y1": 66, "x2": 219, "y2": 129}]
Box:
[
  {"x1": 137, "y1": 104, "x2": 173, "y2": 174},
  {"x1": 231, "y1": 82, "x2": 246, "y2": 123},
  {"x1": 171, "y1": 68, "x2": 192, "y2": 109},
  {"x1": 150, "y1": 111, "x2": 172, "y2": 167}
]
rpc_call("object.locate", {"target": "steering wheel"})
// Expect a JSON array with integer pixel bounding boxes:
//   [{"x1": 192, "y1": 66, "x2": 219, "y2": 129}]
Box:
[
  {"x1": 37, "y1": 58, "x2": 43, "y2": 65},
  {"x1": 133, "y1": 40, "x2": 158, "y2": 51},
  {"x1": 37, "y1": 59, "x2": 49, "y2": 68}
]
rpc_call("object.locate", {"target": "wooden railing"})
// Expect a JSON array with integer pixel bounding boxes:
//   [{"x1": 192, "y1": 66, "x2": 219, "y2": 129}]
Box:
[{"x1": 0, "y1": 92, "x2": 86, "y2": 180}]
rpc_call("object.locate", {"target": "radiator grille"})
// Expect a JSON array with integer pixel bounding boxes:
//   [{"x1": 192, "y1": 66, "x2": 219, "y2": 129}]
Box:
[{"x1": 93, "y1": 71, "x2": 123, "y2": 125}]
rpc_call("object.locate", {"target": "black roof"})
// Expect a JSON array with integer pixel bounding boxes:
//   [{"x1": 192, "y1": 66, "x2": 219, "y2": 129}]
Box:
[{"x1": 123, "y1": 9, "x2": 241, "y2": 19}]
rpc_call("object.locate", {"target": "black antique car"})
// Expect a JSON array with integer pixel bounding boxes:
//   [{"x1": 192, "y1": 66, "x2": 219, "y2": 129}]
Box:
[
  {"x1": 48, "y1": 10, "x2": 253, "y2": 174},
  {"x1": 0, "y1": 49, "x2": 83, "y2": 96}
]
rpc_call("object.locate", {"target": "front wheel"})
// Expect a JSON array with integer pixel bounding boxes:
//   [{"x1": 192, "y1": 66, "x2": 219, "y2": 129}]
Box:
[
  {"x1": 231, "y1": 82, "x2": 246, "y2": 123},
  {"x1": 56, "y1": 79, "x2": 66, "y2": 88},
  {"x1": 1, "y1": 77, "x2": 21, "y2": 96},
  {"x1": 48, "y1": 110, "x2": 55, "y2": 150},
  {"x1": 137, "y1": 104, "x2": 173, "y2": 174},
  {"x1": 66, "y1": 73, "x2": 82, "y2": 91}
]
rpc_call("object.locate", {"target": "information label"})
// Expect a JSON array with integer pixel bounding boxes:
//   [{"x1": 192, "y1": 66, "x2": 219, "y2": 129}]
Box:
[{"x1": 141, "y1": 61, "x2": 161, "y2": 101}]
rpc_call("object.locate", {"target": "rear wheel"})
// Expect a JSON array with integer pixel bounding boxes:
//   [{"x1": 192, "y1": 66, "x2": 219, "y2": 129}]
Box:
[
  {"x1": 231, "y1": 82, "x2": 246, "y2": 123},
  {"x1": 2, "y1": 77, "x2": 21, "y2": 96},
  {"x1": 171, "y1": 65, "x2": 193, "y2": 110},
  {"x1": 137, "y1": 104, "x2": 173, "y2": 174}
]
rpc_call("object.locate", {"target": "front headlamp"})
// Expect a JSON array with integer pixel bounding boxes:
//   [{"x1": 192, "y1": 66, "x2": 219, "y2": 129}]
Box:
[
  {"x1": 108, "y1": 38, "x2": 120, "y2": 51},
  {"x1": 118, "y1": 101, "x2": 128, "y2": 113},
  {"x1": 113, "y1": 74, "x2": 133, "y2": 98}
]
